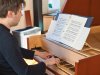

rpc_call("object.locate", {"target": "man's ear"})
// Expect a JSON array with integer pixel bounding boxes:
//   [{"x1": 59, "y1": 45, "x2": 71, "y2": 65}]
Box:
[{"x1": 7, "y1": 11, "x2": 15, "y2": 18}]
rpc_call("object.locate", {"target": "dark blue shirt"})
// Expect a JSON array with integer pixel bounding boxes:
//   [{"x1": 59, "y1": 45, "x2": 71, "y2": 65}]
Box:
[{"x1": 0, "y1": 24, "x2": 46, "y2": 75}]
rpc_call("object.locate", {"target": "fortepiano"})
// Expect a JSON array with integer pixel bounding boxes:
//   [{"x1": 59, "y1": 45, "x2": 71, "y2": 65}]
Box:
[
  {"x1": 26, "y1": 0, "x2": 100, "y2": 75},
  {"x1": 27, "y1": 26, "x2": 100, "y2": 75}
]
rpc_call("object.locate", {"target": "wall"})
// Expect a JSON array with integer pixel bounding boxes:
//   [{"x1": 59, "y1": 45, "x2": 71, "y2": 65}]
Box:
[
  {"x1": 11, "y1": 0, "x2": 66, "y2": 31},
  {"x1": 42, "y1": 0, "x2": 67, "y2": 14}
]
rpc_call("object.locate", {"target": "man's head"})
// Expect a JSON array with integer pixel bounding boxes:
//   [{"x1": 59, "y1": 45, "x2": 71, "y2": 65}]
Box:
[
  {"x1": 0, "y1": 0, "x2": 25, "y2": 18},
  {"x1": 0, "y1": 0, "x2": 25, "y2": 28}
]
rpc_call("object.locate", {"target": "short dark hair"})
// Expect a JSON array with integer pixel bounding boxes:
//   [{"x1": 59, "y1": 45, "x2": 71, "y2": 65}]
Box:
[{"x1": 0, "y1": 0, "x2": 25, "y2": 18}]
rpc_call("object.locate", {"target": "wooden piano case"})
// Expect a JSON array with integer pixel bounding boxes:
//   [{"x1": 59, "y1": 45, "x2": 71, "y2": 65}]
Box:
[
  {"x1": 27, "y1": 26, "x2": 100, "y2": 75},
  {"x1": 40, "y1": 26, "x2": 100, "y2": 75}
]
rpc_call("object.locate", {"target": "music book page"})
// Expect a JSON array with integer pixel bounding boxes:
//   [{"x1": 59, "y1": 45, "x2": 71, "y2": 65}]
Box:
[{"x1": 46, "y1": 14, "x2": 92, "y2": 50}]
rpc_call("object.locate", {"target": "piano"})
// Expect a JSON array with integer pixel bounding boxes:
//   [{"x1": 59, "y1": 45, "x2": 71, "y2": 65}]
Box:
[
  {"x1": 27, "y1": 26, "x2": 100, "y2": 75},
  {"x1": 26, "y1": 0, "x2": 100, "y2": 75}
]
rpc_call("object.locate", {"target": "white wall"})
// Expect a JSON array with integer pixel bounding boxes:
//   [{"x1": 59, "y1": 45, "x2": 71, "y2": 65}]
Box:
[
  {"x1": 11, "y1": 0, "x2": 67, "y2": 31},
  {"x1": 42, "y1": 0, "x2": 67, "y2": 14}
]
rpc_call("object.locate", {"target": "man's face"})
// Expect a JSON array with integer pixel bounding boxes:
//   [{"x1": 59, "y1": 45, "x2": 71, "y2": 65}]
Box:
[
  {"x1": 9, "y1": 3, "x2": 25, "y2": 27},
  {"x1": 10, "y1": 8, "x2": 23, "y2": 27}
]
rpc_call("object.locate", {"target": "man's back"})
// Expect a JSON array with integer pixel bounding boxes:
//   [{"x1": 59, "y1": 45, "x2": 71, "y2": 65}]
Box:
[{"x1": 0, "y1": 24, "x2": 18, "y2": 75}]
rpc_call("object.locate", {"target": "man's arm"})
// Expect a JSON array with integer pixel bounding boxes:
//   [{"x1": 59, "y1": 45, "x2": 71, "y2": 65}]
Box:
[
  {"x1": 0, "y1": 34, "x2": 46, "y2": 75},
  {"x1": 20, "y1": 47, "x2": 35, "y2": 59}
]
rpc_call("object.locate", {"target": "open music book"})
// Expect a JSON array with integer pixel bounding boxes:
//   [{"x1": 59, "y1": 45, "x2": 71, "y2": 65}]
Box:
[{"x1": 46, "y1": 13, "x2": 93, "y2": 50}]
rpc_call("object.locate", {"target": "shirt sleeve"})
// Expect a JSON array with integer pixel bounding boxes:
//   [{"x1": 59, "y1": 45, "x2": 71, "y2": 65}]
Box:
[
  {"x1": 0, "y1": 33, "x2": 46, "y2": 75},
  {"x1": 20, "y1": 47, "x2": 35, "y2": 59}
]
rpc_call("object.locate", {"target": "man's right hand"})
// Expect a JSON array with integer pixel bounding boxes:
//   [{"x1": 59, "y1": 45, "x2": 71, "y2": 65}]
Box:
[{"x1": 44, "y1": 57, "x2": 60, "y2": 66}]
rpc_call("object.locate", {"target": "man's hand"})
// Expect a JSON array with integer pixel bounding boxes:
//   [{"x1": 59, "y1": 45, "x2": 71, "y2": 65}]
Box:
[
  {"x1": 34, "y1": 50, "x2": 60, "y2": 66},
  {"x1": 34, "y1": 50, "x2": 52, "y2": 59},
  {"x1": 44, "y1": 57, "x2": 60, "y2": 66}
]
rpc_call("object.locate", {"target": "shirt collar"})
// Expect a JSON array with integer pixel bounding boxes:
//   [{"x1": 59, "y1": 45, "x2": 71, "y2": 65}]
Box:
[{"x1": 0, "y1": 24, "x2": 10, "y2": 32}]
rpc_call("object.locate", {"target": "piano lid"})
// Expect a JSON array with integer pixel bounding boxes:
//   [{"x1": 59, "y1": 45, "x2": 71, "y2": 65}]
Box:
[{"x1": 61, "y1": 0, "x2": 100, "y2": 26}]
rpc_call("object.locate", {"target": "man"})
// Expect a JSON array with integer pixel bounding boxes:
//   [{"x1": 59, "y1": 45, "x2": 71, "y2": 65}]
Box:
[{"x1": 0, "y1": 0, "x2": 59, "y2": 75}]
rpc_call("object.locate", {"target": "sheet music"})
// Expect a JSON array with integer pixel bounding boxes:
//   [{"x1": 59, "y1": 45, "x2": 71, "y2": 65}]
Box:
[
  {"x1": 46, "y1": 20, "x2": 57, "y2": 41},
  {"x1": 46, "y1": 14, "x2": 91, "y2": 50},
  {"x1": 61, "y1": 15, "x2": 87, "y2": 45},
  {"x1": 52, "y1": 14, "x2": 71, "y2": 37}
]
